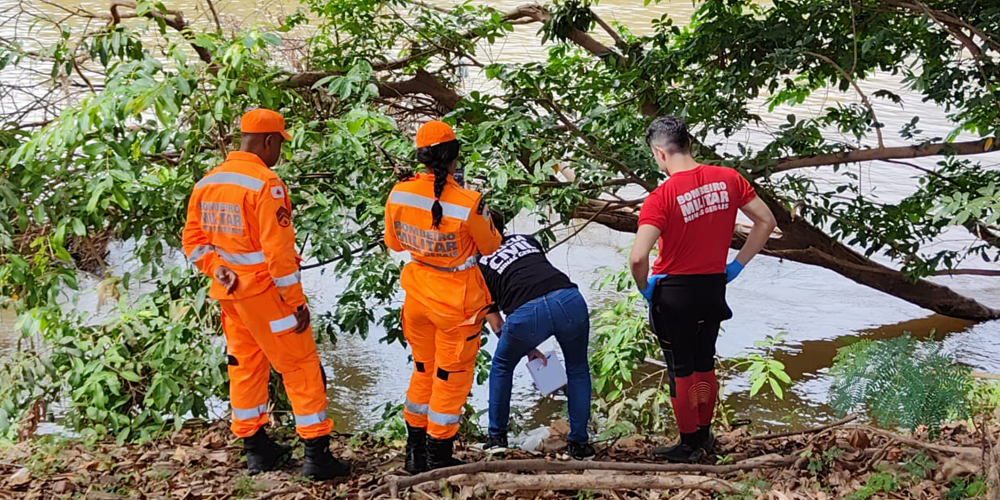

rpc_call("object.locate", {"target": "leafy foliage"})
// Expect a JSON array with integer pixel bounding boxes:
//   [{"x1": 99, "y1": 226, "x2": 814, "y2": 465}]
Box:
[
  {"x1": 727, "y1": 333, "x2": 793, "y2": 400},
  {"x1": 829, "y1": 334, "x2": 972, "y2": 435},
  {"x1": 0, "y1": 270, "x2": 225, "y2": 443},
  {"x1": 588, "y1": 266, "x2": 668, "y2": 435}
]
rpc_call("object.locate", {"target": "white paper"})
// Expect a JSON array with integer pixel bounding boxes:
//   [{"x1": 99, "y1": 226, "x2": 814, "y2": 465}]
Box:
[{"x1": 525, "y1": 350, "x2": 567, "y2": 396}]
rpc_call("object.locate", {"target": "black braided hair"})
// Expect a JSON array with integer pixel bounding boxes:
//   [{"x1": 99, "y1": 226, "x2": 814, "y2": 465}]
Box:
[{"x1": 416, "y1": 139, "x2": 460, "y2": 229}]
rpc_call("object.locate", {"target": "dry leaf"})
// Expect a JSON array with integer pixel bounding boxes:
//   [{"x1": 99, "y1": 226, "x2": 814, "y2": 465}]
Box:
[
  {"x1": 548, "y1": 419, "x2": 570, "y2": 437},
  {"x1": 6, "y1": 467, "x2": 31, "y2": 487},
  {"x1": 935, "y1": 455, "x2": 981, "y2": 482}
]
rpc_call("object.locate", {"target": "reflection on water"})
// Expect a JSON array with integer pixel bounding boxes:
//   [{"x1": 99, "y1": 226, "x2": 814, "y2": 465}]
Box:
[{"x1": 1, "y1": 0, "x2": 999, "y2": 435}]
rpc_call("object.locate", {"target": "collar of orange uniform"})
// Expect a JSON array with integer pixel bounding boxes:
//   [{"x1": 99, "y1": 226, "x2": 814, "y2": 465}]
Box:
[
  {"x1": 414, "y1": 172, "x2": 461, "y2": 188},
  {"x1": 225, "y1": 151, "x2": 267, "y2": 166}
]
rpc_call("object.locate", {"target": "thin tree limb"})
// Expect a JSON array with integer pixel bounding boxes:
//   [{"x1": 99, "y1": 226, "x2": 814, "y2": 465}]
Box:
[
  {"x1": 752, "y1": 414, "x2": 859, "y2": 441},
  {"x1": 802, "y1": 50, "x2": 884, "y2": 149},
  {"x1": 592, "y1": 11, "x2": 626, "y2": 49},
  {"x1": 204, "y1": 0, "x2": 222, "y2": 34}
]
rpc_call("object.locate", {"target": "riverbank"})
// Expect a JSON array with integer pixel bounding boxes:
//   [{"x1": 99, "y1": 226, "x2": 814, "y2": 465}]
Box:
[{"x1": 2, "y1": 416, "x2": 997, "y2": 499}]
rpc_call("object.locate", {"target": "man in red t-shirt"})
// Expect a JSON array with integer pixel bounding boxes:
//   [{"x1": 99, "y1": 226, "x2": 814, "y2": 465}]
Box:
[{"x1": 629, "y1": 115, "x2": 777, "y2": 463}]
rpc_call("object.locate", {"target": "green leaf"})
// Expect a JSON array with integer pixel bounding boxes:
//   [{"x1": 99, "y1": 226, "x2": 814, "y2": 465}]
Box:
[
  {"x1": 261, "y1": 33, "x2": 282, "y2": 46},
  {"x1": 750, "y1": 376, "x2": 766, "y2": 397},
  {"x1": 768, "y1": 377, "x2": 784, "y2": 399},
  {"x1": 71, "y1": 218, "x2": 87, "y2": 237}
]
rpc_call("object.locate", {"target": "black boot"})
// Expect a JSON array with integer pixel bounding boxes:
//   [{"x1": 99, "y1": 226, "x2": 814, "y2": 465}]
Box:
[
  {"x1": 243, "y1": 427, "x2": 291, "y2": 475},
  {"x1": 301, "y1": 435, "x2": 352, "y2": 480},
  {"x1": 404, "y1": 425, "x2": 428, "y2": 474},
  {"x1": 697, "y1": 425, "x2": 716, "y2": 454},
  {"x1": 652, "y1": 432, "x2": 705, "y2": 463},
  {"x1": 482, "y1": 434, "x2": 508, "y2": 450},
  {"x1": 426, "y1": 435, "x2": 465, "y2": 470}
]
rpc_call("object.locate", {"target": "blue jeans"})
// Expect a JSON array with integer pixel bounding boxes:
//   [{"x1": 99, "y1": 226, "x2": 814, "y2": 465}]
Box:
[{"x1": 488, "y1": 287, "x2": 591, "y2": 443}]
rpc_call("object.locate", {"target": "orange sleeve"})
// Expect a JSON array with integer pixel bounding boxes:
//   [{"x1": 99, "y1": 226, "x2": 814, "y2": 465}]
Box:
[
  {"x1": 467, "y1": 195, "x2": 501, "y2": 256},
  {"x1": 182, "y1": 191, "x2": 223, "y2": 278},
  {"x1": 256, "y1": 178, "x2": 306, "y2": 309},
  {"x1": 383, "y1": 193, "x2": 404, "y2": 252}
]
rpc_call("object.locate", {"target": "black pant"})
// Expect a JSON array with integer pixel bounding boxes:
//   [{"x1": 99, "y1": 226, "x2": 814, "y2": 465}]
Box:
[{"x1": 648, "y1": 274, "x2": 732, "y2": 396}]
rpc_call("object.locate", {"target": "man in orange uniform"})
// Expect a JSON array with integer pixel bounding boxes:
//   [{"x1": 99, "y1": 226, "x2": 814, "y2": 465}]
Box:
[
  {"x1": 384, "y1": 120, "x2": 502, "y2": 472},
  {"x1": 182, "y1": 109, "x2": 350, "y2": 480}
]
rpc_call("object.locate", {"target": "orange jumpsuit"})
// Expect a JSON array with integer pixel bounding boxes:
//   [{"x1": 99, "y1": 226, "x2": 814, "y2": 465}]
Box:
[
  {"x1": 384, "y1": 173, "x2": 502, "y2": 439},
  {"x1": 182, "y1": 151, "x2": 332, "y2": 440}
]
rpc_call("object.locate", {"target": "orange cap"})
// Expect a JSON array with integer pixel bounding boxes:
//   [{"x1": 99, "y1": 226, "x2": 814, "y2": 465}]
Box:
[
  {"x1": 241, "y1": 108, "x2": 292, "y2": 141},
  {"x1": 415, "y1": 120, "x2": 456, "y2": 148}
]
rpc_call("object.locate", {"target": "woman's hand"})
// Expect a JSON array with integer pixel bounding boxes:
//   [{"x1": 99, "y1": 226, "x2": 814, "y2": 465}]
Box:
[{"x1": 527, "y1": 349, "x2": 547, "y2": 366}]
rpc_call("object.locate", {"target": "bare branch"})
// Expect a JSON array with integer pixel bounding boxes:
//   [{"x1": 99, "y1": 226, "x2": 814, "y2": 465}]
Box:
[
  {"x1": 204, "y1": 0, "x2": 222, "y2": 34},
  {"x1": 802, "y1": 50, "x2": 884, "y2": 149}
]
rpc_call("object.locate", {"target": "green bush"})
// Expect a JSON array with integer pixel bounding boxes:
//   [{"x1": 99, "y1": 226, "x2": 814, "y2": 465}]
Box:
[
  {"x1": 0, "y1": 269, "x2": 226, "y2": 443},
  {"x1": 829, "y1": 334, "x2": 971, "y2": 436}
]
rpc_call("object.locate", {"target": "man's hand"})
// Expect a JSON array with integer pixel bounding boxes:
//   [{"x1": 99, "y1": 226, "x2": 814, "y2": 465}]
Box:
[
  {"x1": 293, "y1": 305, "x2": 311, "y2": 333},
  {"x1": 214, "y1": 266, "x2": 238, "y2": 294},
  {"x1": 725, "y1": 260, "x2": 745, "y2": 283},
  {"x1": 527, "y1": 348, "x2": 547, "y2": 366},
  {"x1": 640, "y1": 274, "x2": 667, "y2": 303}
]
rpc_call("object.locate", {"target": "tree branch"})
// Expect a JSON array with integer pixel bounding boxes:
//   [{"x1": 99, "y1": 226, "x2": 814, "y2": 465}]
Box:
[
  {"x1": 448, "y1": 473, "x2": 737, "y2": 494},
  {"x1": 768, "y1": 139, "x2": 997, "y2": 174},
  {"x1": 932, "y1": 269, "x2": 1000, "y2": 277},
  {"x1": 535, "y1": 90, "x2": 657, "y2": 192},
  {"x1": 204, "y1": 0, "x2": 222, "y2": 34},
  {"x1": 802, "y1": 50, "x2": 884, "y2": 149},
  {"x1": 365, "y1": 457, "x2": 795, "y2": 498},
  {"x1": 108, "y1": 0, "x2": 212, "y2": 64},
  {"x1": 592, "y1": 11, "x2": 626, "y2": 49},
  {"x1": 509, "y1": 4, "x2": 616, "y2": 58}
]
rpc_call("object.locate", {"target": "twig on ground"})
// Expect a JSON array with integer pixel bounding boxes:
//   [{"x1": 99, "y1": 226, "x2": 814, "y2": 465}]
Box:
[
  {"x1": 448, "y1": 472, "x2": 737, "y2": 494},
  {"x1": 751, "y1": 414, "x2": 860, "y2": 441},
  {"x1": 843, "y1": 425, "x2": 982, "y2": 456}
]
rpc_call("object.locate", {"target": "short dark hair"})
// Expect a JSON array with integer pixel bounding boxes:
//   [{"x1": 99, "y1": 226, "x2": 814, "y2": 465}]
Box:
[
  {"x1": 490, "y1": 210, "x2": 506, "y2": 236},
  {"x1": 645, "y1": 115, "x2": 691, "y2": 154}
]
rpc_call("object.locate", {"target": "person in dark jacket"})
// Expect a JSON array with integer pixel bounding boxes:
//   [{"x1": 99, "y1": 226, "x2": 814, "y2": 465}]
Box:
[{"x1": 479, "y1": 213, "x2": 595, "y2": 460}]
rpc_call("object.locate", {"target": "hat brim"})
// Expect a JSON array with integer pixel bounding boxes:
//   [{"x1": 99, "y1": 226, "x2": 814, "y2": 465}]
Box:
[{"x1": 279, "y1": 130, "x2": 292, "y2": 141}]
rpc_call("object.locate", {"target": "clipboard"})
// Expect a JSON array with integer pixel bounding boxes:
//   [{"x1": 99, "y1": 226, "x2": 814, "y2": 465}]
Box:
[{"x1": 525, "y1": 350, "x2": 567, "y2": 396}]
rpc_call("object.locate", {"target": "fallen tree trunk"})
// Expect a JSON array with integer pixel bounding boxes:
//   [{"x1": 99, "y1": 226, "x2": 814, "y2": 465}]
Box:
[
  {"x1": 365, "y1": 457, "x2": 795, "y2": 499},
  {"x1": 446, "y1": 472, "x2": 737, "y2": 494}
]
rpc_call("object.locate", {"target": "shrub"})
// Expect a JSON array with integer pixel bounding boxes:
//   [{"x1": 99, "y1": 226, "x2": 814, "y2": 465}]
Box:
[{"x1": 829, "y1": 334, "x2": 971, "y2": 436}]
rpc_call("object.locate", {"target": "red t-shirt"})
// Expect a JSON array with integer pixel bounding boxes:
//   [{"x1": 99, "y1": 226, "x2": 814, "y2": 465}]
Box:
[{"x1": 638, "y1": 165, "x2": 756, "y2": 275}]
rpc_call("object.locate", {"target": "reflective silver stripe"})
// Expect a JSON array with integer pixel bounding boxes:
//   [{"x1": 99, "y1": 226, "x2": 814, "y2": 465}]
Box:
[
  {"x1": 294, "y1": 410, "x2": 328, "y2": 427},
  {"x1": 195, "y1": 172, "x2": 265, "y2": 191},
  {"x1": 232, "y1": 403, "x2": 268, "y2": 420},
  {"x1": 405, "y1": 399, "x2": 429, "y2": 415},
  {"x1": 217, "y1": 249, "x2": 266, "y2": 266},
  {"x1": 428, "y1": 409, "x2": 461, "y2": 426},
  {"x1": 413, "y1": 255, "x2": 478, "y2": 273},
  {"x1": 273, "y1": 271, "x2": 301, "y2": 287},
  {"x1": 269, "y1": 314, "x2": 298, "y2": 333},
  {"x1": 389, "y1": 191, "x2": 470, "y2": 221},
  {"x1": 187, "y1": 245, "x2": 215, "y2": 263}
]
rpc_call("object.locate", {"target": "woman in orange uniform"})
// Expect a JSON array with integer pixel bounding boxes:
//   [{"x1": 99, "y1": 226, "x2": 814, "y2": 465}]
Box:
[{"x1": 384, "y1": 120, "x2": 502, "y2": 472}]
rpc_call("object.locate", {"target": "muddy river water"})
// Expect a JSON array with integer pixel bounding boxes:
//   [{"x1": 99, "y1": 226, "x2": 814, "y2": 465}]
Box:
[{"x1": 2, "y1": 0, "x2": 998, "y2": 434}]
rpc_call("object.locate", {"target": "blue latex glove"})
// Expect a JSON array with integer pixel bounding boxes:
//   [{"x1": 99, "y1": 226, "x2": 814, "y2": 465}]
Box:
[
  {"x1": 725, "y1": 260, "x2": 744, "y2": 283},
  {"x1": 640, "y1": 274, "x2": 667, "y2": 303}
]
